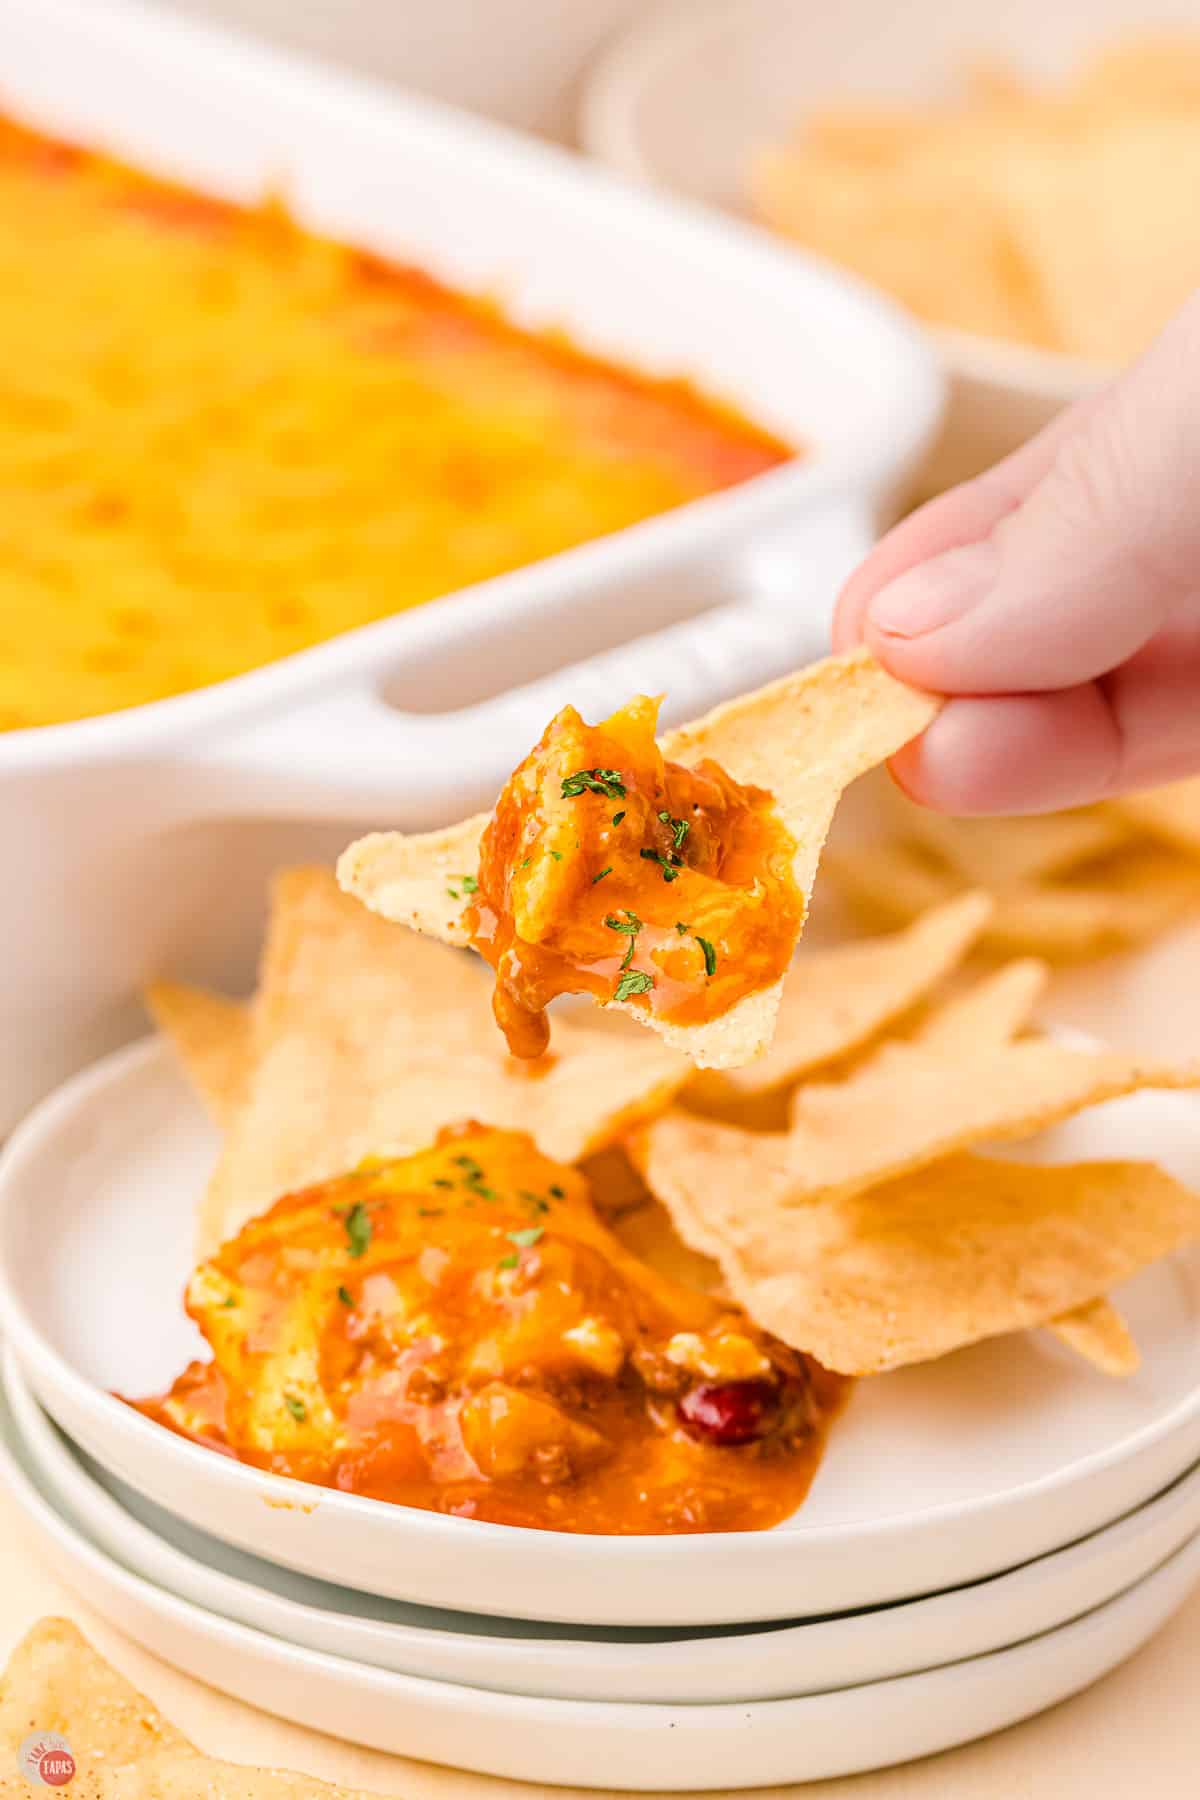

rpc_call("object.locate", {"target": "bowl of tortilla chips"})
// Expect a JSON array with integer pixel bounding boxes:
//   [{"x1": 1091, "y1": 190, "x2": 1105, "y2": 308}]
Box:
[{"x1": 582, "y1": 0, "x2": 1200, "y2": 486}]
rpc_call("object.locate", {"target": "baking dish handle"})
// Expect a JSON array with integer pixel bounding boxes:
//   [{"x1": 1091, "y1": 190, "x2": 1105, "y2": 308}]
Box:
[{"x1": 180, "y1": 499, "x2": 873, "y2": 828}]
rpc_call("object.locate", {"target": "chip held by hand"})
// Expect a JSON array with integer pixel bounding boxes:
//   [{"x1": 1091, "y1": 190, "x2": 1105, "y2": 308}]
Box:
[{"x1": 338, "y1": 649, "x2": 939, "y2": 1069}]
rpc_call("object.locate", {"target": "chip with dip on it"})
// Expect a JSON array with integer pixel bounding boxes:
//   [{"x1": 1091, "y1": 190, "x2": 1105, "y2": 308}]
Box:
[{"x1": 339, "y1": 648, "x2": 939, "y2": 1069}]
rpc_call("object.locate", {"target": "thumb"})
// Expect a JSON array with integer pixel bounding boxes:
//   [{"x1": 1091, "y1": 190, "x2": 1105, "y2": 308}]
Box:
[{"x1": 862, "y1": 298, "x2": 1200, "y2": 695}]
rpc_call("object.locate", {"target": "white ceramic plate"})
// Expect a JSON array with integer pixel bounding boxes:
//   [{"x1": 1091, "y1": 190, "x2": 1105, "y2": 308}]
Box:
[
  {"x1": 581, "y1": 0, "x2": 1200, "y2": 482},
  {"x1": 2, "y1": 1039, "x2": 1200, "y2": 1627},
  {"x1": 3, "y1": 1370, "x2": 1198, "y2": 1790},
  {"x1": 10, "y1": 1344, "x2": 1200, "y2": 1708}
]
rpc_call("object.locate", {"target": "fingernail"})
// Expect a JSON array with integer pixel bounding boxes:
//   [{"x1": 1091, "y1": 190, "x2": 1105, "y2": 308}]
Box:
[{"x1": 867, "y1": 541, "x2": 998, "y2": 640}]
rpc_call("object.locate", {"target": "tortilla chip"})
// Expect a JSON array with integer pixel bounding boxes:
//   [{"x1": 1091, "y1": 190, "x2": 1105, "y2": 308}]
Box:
[
  {"x1": 827, "y1": 839, "x2": 1200, "y2": 959},
  {"x1": 1047, "y1": 1298, "x2": 1140, "y2": 1375},
  {"x1": 1003, "y1": 115, "x2": 1200, "y2": 364},
  {"x1": 0, "y1": 1618, "x2": 381, "y2": 1798},
  {"x1": 1080, "y1": 34, "x2": 1200, "y2": 107},
  {"x1": 906, "y1": 958, "x2": 1047, "y2": 1057},
  {"x1": 685, "y1": 891, "x2": 991, "y2": 1122},
  {"x1": 0, "y1": 1618, "x2": 187, "y2": 1764},
  {"x1": 607, "y1": 1195, "x2": 1135, "y2": 1375},
  {"x1": 752, "y1": 37, "x2": 1200, "y2": 363},
  {"x1": 1113, "y1": 778, "x2": 1200, "y2": 858},
  {"x1": 610, "y1": 1196, "x2": 729, "y2": 1299},
  {"x1": 674, "y1": 1151, "x2": 1200, "y2": 1375},
  {"x1": 198, "y1": 868, "x2": 689, "y2": 1253},
  {"x1": 752, "y1": 119, "x2": 1058, "y2": 349},
  {"x1": 781, "y1": 1038, "x2": 1200, "y2": 1199},
  {"x1": 634, "y1": 1040, "x2": 1199, "y2": 1234},
  {"x1": 880, "y1": 785, "x2": 1132, "y2": 886},
  {"x1": 338, "y1": 649, "x2": 940, "y2": 1071},
  {"x1": 145, "y1": 982, "x2": 252, "y2": 1126},
  {"x1": 335, "y1": 812, "x2": 490, "y2": 951}
]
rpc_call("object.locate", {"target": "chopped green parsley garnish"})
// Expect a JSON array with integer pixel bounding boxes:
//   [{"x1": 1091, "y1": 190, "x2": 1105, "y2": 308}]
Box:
[
  {"x1": 549, "y1": 849, "x2": 563, "y2": 861},
  {"x1": 336, "y1": 1285, "x2": 354, "y2": 1308},
  {"x1": 604, "y1": 910, "x2": 641, "y2": 934},
  {"x1": 284, "y1": 1394, "x2": 308, "y2": 1423},
  {"x1": 696, "y1": 935, "x2": 718, "y2": 978},
  {"x1": 220, "y1": 1296, "x2": 236, "y2": 1309},
  {"x1": 460, "y1": 873, "x2": 478, "y2": 894},
  {"x1": 343, "y1": 1201, "x2": 372, "y2": 1259},
  {"x1": 433, "y1": 1177, "x2": 453, "y2": 1189},
  {"x1": 497, "y1": 1252, "x2": 520, "y2": 1272},
  {"x1": 417, "y1": 1206, "x2": 444, "y2": 1218},
  {"x1": 675, "y1": 921, "x2": 689, "y2": 934},
  {"x1": 549, "y1": 1184, "x2": 566, "y2": 1199},
  {"x1": 615, "y1": 968, "x2": 655, "y2": 1001},
  {"x1": 639, "y1": 848, "x2": 679, "y2": 883},
  {"x1": 508, "y1": 1226, "x2": 545, "y2": 1249},
  {"x1": 561, "y1": 767, "x2": 626, "y2": 801},
  {"x1": 611, "y1": 810, "x2": 626, "y2": 826},
  {"x1": 658, "y1": 810, "x2": 690, "y2": 854},
  {"x1": 520, "y1": 857, "x2": 532, "y2": 868},
  {"x1": 592, "y1": 867, "x2": 612, "y2": 885},
  {"x1": 446, "y1": 886, "x2": 459, "y2": 900},
  {"x1": 604, "y1": 909, "x2": 642, "y2": 971},
  {"x1": 451, "y1": 1153, "x2": 498, "y2": 1201}
]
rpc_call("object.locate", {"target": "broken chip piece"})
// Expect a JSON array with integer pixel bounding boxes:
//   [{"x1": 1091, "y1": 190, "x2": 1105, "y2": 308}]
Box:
[{"x1": 338, "y1": 648, "x2": 940, "y2": 1070}]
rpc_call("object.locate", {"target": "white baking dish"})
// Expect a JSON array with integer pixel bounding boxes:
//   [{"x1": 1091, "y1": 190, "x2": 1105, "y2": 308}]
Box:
[{"x1": 0, "y1": 0, "x2": 940, "y2": 1132}]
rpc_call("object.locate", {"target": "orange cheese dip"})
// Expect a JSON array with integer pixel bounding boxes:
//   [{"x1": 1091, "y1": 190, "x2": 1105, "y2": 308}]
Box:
[
  {"x1": 130, "y1": 1126, "x2": 840, "y2": 1534},
  {"x1": 0, "y1": 117, "x2": 791, "y2": 730},
  {"x1": 466, "y1": 698, "x2": 805, "y2": 1057}
]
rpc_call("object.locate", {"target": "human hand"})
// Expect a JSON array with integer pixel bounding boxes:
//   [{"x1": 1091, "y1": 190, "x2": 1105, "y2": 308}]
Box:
[{"x1": 834, "y1": 293, "x2": 1200, "y2": 814}]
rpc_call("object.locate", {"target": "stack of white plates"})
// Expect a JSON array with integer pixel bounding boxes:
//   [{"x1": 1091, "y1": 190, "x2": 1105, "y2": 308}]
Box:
[{"x1": 1, "y1": 1040, "x2": 1199, "y2": 1788}]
